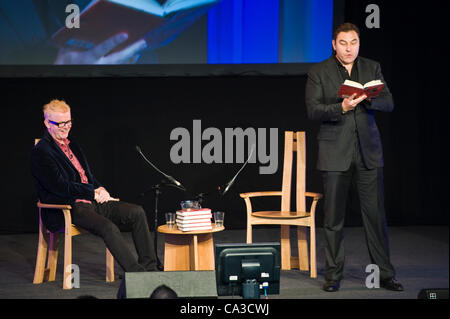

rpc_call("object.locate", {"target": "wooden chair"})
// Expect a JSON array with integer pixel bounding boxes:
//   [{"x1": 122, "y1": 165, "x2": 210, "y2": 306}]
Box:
[
  {"x1": 240, "y1": 131, "x2": 322, "y2": 277},
  {"x1": 32, "y1": 139, "x2": 115, "y2": 289}
]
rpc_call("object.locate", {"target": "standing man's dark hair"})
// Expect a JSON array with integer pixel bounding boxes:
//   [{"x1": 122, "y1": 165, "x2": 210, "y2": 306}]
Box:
[
  {"x1": 305, "y1": 22, "x2": 403, "y2": 293},
  {"x1": 333, "y1": 22, "x2": 360, "y2": 40}
]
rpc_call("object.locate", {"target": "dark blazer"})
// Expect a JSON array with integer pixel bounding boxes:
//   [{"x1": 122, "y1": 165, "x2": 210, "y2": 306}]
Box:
[
  {"x1": 305, "y1": 55, "x2": 394, "y2": 171},
  {"x1": 31, "y1": 130, "x2": 102, "y2": 232}
]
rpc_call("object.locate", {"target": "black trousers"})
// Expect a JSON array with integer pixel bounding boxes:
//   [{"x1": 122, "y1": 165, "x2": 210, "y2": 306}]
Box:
[
  {"x1": 321, "y1": 140, "x2": 395, "y2": 282},
  {"x1": 71, "y1": 200, "x2": 157, "y2": 272}
]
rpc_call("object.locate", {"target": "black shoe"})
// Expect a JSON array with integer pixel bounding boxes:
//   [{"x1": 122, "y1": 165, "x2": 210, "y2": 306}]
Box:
[
  {"x1": 322, "y1": 281, "x2": 340, "y2": 292},
  {"x1": 380, "y1": 278, "x2": 404, "y2": 291}
]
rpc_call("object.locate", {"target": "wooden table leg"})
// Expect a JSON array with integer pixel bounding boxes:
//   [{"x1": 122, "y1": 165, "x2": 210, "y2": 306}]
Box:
[
  {"x1": 164, "y1": 234, "x2": 191, "y2": 271},
  {"x1": 163, "y1": 233, "x2": 216, "y2": 271},
  {"x1": 197, "y1": 233, "x2": 215, "y2": 270},
  {"x1": 190, "y1": 235, "x2": 198, "y2": 270}
]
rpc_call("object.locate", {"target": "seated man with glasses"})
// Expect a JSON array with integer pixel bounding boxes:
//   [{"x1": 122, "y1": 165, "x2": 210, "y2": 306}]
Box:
[{"x1": 31, "y1": 99, "x2": 158, "y2": 273}]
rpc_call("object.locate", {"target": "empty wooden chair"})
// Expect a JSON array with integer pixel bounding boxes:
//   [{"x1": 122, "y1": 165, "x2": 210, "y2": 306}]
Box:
[{"x1": 240, "y1": 131, "x2": 322, "y2": 277}]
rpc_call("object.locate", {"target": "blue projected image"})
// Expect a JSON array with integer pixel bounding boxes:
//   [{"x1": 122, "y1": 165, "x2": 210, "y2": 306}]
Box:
[
  {"x1": 207, "y1": 0, "x2": 333, "y2": 64},
  {"x1": 0, "y1": 0, "x2": 333, "y2": 66}
]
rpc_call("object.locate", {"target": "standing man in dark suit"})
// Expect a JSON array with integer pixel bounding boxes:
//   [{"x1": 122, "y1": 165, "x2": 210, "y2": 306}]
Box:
[
  {"x1": 31, "y1": 99, "x2": 158, "y2": 273},
  {"x1": 305, "y1": 23, "x2": 403, "y2": 292}
]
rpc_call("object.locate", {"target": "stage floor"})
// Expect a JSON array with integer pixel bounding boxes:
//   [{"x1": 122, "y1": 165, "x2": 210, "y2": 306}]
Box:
[{"x1": 0, "y1": 226, "x2": 448, "y2": 299}]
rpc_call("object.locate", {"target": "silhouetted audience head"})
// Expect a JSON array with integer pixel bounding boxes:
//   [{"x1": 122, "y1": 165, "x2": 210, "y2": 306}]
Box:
[
  {"x1": 76, "y1": 295, "x2": 98, "y2": 299},
  {"x1": 149, "y1": 285, "x2": 178, "y2": 299}
]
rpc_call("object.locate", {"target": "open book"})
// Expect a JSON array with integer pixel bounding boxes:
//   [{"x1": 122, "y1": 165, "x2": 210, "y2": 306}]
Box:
[
  {"x1": 338, "y1": 79, "x2": 384, "y2": 99},
  {"x1": 52, "y1": 0, "x2": 218, "y2": 54}
]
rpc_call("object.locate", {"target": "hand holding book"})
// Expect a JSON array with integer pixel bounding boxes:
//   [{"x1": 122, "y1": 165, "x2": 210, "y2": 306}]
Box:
[
  {"x1": 52, "y1": 0, "x2": 219, "y2": 61},
  {"x1": 338, "y1": 79, "x2": 384, "y2": 113},
  {"x1": 54, "y1": 33, "x2": 147, "y2": 64},
  {"x1": 341, "y1": 93, "x2": 368, "y2": 113}
]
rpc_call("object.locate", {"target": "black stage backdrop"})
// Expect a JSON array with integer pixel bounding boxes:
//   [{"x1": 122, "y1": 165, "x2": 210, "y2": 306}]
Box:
[{"x1": 1, "y1": 1, "x2": 448, "y2": 233}]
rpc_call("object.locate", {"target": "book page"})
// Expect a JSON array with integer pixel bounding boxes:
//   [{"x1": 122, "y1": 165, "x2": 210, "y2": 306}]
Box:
[
  {"x1": 109, "y1": 0, "x2": 164, "y2": 15},
  {"x1": 343, "y1": 79, "x2": 363, "y2": 89},
  {"x1": 164, "y1": 0, "x2": 218, "y2": 15},
  {"x1": 363, "y1": 80, "x2": 383, "y2": 88}
]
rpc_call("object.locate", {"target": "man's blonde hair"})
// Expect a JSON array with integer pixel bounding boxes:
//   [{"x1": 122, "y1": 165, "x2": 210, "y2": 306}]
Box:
[{"x1": 43, "y1": 99, "x2": 70, "y2": 119}]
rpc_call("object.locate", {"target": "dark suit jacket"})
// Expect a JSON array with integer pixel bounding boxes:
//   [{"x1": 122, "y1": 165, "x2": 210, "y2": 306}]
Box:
[
  {"x1": 31, "y1": 130, "x2": 102, "y2": 232},
  {"x1": 305, "y1": 55, "x2": 394, "y2": 171}
]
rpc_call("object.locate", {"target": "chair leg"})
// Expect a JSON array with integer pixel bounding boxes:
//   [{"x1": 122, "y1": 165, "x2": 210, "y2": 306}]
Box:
[
  {"x1": 297, "y1": 226, "x2": 309, "y2": 272},
  {"x1": 63, "y1": 234, "x2": 73, "y2": 290},
  {"x1": 246, "y1": 223, "x2": 253, "y2": 243},
  {"x1": 33, "y1": 227, "x2": 49, "y2": 284},
  {"x1": 310, "y1": 225, "x2": 317, "y2": 278},
  {"x1": 45, "y1": 233, "x2": 60, "y2": 282},
  {"x1": 106, "y1": 248, "x2": 114, "y2": 282},
  {"x1": 281, "y1": 225, "x2": 291, "y2": 270}
]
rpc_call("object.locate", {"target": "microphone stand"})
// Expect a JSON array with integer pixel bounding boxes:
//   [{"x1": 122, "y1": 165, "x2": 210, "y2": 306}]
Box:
[
  {"x1": 141, "y1": 180, "x2": 186, "y2": 271},
  {"x1": 152, "y1": 183, "x2": 163, "y2": 271},
  {"x1": 218, "y1": 144, "x2": 256, "y2": 196},
  {"x1": 136, "y1": 146, "x2": 186, "y2": 271},
  {"x1": 195, "y1": 145, "x2": 256, "y2": 208},
  {"x1": 139, "y1": 183, "x2": 164, "y2": 271}
]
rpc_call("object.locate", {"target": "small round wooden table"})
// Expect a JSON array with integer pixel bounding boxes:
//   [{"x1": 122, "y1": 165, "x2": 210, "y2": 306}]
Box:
[{"x1": 157, "y1": 224, "x2": 225, "y2": 271}]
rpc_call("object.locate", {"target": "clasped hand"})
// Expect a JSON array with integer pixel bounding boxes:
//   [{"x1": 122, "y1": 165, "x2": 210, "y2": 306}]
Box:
[
  {"x1": 95, "y1": 187, "x2": 115, "y2": 204},
  {"x1": 342, "y1": 93, "x2": 368, "y2": 113}
]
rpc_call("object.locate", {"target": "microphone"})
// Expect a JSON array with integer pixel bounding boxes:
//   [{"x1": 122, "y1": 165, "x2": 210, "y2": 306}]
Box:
[
  {"x1": 135, "y1": 145, "x2": 186, "y2": 191},
  {"x1": 218, "y1": 144, "x2": 255, "y2": 196},
  {"x1": 195, "y1": 192, "x2": 208, "y2": 206}
]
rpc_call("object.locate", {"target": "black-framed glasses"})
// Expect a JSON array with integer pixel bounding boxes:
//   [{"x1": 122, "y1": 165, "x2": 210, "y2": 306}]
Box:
[{"x1": 48, "y1": 119, "x2": 73, "y2": 128}]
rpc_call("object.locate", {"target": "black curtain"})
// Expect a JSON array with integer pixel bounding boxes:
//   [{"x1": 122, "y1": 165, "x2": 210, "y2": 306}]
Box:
[
  {"x1": 1, "y1": 1, "x2": 447, "y2": 233},
  {"x1": 343, "y1": 0, "x2": 448, "y2": 226}
]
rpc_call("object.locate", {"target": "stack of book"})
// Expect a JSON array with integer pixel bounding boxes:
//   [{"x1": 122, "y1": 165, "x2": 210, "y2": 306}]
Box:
[{"x1": 176, "y1": 208, "x2": 212, "y2": 231}]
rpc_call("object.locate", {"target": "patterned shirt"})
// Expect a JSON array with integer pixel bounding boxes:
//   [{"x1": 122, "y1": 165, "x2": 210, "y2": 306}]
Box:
[{"x1": 54, "y1": 137, "x2": 92, "y2": 204}]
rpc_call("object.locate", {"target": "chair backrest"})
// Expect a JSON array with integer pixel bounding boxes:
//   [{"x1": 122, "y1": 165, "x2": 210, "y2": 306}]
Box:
[
  {"x1": 281, "y1": 131, "x2": 306, "y2": 213},
  {"x1": 35, "y1": 138, "x2": 40, "y2": 146}
]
